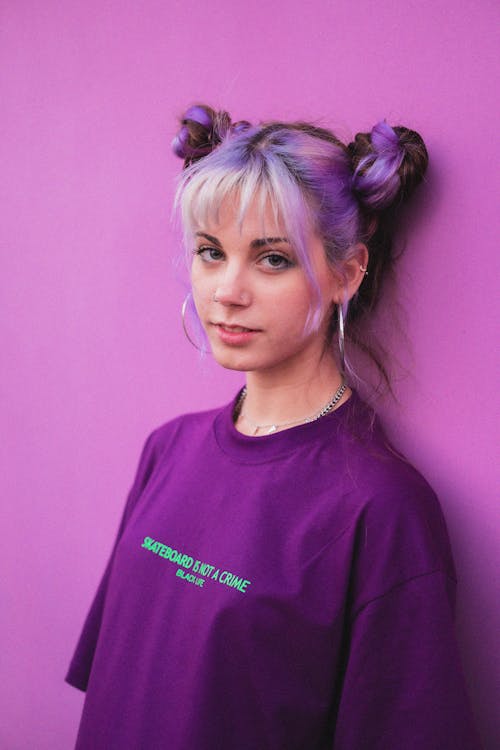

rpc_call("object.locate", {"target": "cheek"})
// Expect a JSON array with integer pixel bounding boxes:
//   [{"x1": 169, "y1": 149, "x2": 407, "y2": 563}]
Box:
[
  {"x1": 190, "y1": 269, "x2": 210, "y2": 307},
  {"x1": 278, "y1": 289, "x2": 332, "y2": 343},
  {"x1": 267, "y1": 290, "x2": 313, "y2": 338}
]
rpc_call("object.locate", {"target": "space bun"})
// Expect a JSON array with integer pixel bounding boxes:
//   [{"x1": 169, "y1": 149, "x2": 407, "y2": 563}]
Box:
[
  {"x1": 350, "y1": 121, "x2": 428, "y2": 211},
  {"x1": 172, "y1": 104, "x2": 251, "y2": 167}
]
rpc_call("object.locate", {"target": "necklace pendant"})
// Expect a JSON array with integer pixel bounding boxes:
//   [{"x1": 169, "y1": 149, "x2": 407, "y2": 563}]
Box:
[{"x1": 238, "y1": 380, "x2": 346, "y2": 435}]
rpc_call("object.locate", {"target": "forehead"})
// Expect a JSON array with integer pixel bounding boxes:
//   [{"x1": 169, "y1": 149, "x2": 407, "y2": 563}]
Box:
[
  {"x1": 184, "y1": 176, "x2": 283, "y2": 227},
  {"x1": 180, "y1": 153, "x2": 316, "y2": 237},
  {"x1": 194, "y1": 191, "x2": 288, "y2": 240}
]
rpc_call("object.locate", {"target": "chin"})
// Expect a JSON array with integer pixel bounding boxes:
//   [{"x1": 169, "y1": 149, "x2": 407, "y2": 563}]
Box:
[
  {"x1": 212, "y1": 351, "x2": 255, "y2": 372},
  {"x1": 219, "y1": 361, "x2": 249, "y2": 372}
]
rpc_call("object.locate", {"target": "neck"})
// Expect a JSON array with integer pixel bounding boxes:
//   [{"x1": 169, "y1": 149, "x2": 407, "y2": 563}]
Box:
[{"x1": 235, "y1": 349, "x2": 349, "y2": 435}]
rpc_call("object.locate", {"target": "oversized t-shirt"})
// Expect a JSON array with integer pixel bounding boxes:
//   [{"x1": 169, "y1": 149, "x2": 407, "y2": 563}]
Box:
[{"x1": 65, "y1": 391, "x2": 480, "y2": 749}]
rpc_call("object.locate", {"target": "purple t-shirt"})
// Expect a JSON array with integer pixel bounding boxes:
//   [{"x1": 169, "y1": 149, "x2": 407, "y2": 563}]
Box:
[{"x1": 65, "y1": 391, "x2": 480, "y2": 749}]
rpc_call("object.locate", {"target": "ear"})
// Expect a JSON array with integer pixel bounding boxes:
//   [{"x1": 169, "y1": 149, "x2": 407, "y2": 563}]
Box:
[{"x1": 330, "y1": 244, "x2": 369, "y2": 303}]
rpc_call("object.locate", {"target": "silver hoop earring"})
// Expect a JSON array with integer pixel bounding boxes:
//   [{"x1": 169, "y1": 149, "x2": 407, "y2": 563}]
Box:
[
  {"x1": 337, "y1": 302, "x2": 345, "y2": 376},
  {"x1": 213, "y1": 292, "x2": 219, "y2": 302},
  {"x1": 181, "y1": 293, "x2": 203, "y2": 351}
]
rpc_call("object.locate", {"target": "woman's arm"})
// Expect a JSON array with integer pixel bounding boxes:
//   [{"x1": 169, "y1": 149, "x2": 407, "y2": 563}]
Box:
[
  {"x1": 333, "y1": 569, "x2": 481, "y2": 749},
  {"x1": 64, "y1": 428, "x2": 158, "y2": 691}
]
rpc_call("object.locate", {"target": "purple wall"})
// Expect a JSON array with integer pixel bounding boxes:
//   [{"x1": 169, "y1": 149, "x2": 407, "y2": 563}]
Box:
[{"x1": 2, "y1": 1, "x2": 498, "y2": 747}]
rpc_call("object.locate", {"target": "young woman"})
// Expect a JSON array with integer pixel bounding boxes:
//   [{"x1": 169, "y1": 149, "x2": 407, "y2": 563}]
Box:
[{"x1": 65, "y1": 106, "x2": 480, "y2": 749}]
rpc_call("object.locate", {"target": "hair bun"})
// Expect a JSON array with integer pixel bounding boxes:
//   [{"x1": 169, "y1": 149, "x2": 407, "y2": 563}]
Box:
[
  {"x1": 172, "y1": 104, "x2": 232, "y2": 165},
  {"x1": 391, "y1": 125, "x2": 429, "y2": 199},
  {"x1": 350, "y1": 121, "x2": 428, "y2": 211}
]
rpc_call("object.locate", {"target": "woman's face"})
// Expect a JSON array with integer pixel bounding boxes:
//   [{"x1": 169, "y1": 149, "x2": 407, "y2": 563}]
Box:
[{"x1": 190, "y1": 196, "x2": 340, "y2": 377}]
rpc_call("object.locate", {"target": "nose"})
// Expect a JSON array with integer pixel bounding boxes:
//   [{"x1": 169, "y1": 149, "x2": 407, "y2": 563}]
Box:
[{"x1": 213, "y1": 265, "x2": 251, "y2": 306}]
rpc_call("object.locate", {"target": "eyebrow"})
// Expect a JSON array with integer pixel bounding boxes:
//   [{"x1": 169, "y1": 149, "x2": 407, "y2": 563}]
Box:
[
  {"x1": 195, "y1": 232, "x2": 222, "y2": 247},
  {"x1": 195, "y1": 232, "x2": 290, "y2": 249},
  {"x1": 250, "y1": 237, "x2": 289, "y2": 249}
]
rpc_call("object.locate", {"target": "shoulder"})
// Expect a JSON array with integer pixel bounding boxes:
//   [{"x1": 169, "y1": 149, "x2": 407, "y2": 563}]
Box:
[
  {"x1": 147, "y1": 404, "x2": 222, "y2": 448},
  {"x1": 330, "y1": 394, "x2": 457, "y2": 596},
  {"x1": 335, "y1": 392, "x2": 439, "y2": 508},
  {"x1": 125, "y1": 404, "x2": 224, "y2": 500}
]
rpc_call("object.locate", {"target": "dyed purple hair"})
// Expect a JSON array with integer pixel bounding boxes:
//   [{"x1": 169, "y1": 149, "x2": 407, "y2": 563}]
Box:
[{"x1": 173, "y1": 105, "x2": 428, "y2": 381}]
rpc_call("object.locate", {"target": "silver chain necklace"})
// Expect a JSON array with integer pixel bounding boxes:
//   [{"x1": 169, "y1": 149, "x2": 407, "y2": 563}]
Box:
[{"x1": 234, "y1": 381, "x2": 347, "y2": 435}]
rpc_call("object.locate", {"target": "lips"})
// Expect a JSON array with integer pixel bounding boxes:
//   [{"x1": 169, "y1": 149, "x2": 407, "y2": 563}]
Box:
[
  {"x1": 211, "y1": 321, "x2": 261, "y2": 346},
  {"x1": 215, "y1": 323, "x2": 260, "y2": 333}
]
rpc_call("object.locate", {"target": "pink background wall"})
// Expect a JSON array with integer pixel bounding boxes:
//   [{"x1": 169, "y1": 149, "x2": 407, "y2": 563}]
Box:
[{"x1": 2, "y1": 1, "x2": 498, "y2": 747}]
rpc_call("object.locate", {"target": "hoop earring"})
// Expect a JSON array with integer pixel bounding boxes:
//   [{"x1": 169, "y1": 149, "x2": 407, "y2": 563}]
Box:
[
  {"x1": 337, "y1": 302, "x2": 345, "y2": 376},
  {"x1": 181, "y1": 292, "x2": 204, "y2": 351}
]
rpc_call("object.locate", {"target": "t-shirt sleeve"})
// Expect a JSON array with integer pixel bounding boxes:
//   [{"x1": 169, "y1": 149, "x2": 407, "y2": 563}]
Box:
[
  {"x1": 64, "y1": 429, "x2": 158, "y2": 692},
  {"x1": 332, "y1": 475, "x2": 481, "y2": 749},
  {"x1": 332, "y1": 571, "x2": 482, "y2": 749}
]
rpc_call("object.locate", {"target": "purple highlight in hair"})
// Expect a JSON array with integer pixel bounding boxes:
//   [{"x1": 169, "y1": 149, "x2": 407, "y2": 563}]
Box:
[
  {"x1": 172, "y1": 129, "x2": 189, "y2": 159},
  {"x1": 172, "y1": 106, "x2": 215, "y2": 160},
  {"x1": 230, "y1": 121, "x2": 252, "y2": 135},
  {"x1": 352, "y1": 121, "x2": 404, "y2": 210},
  {"x1": 370, "y1": 120, "x2": 400, "y2": 156},
  {"x1": 184, "y1": 105, "x2": 213, "y2": 130}
]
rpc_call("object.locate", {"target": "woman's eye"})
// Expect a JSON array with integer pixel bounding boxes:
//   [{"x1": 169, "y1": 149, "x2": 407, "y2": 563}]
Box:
[
  {"x1": 195, "y1": 246, "x2": 224, "y2": 262},
  {"x1": 261, "y1": 253, "x2": 294, "y2": 270}
]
